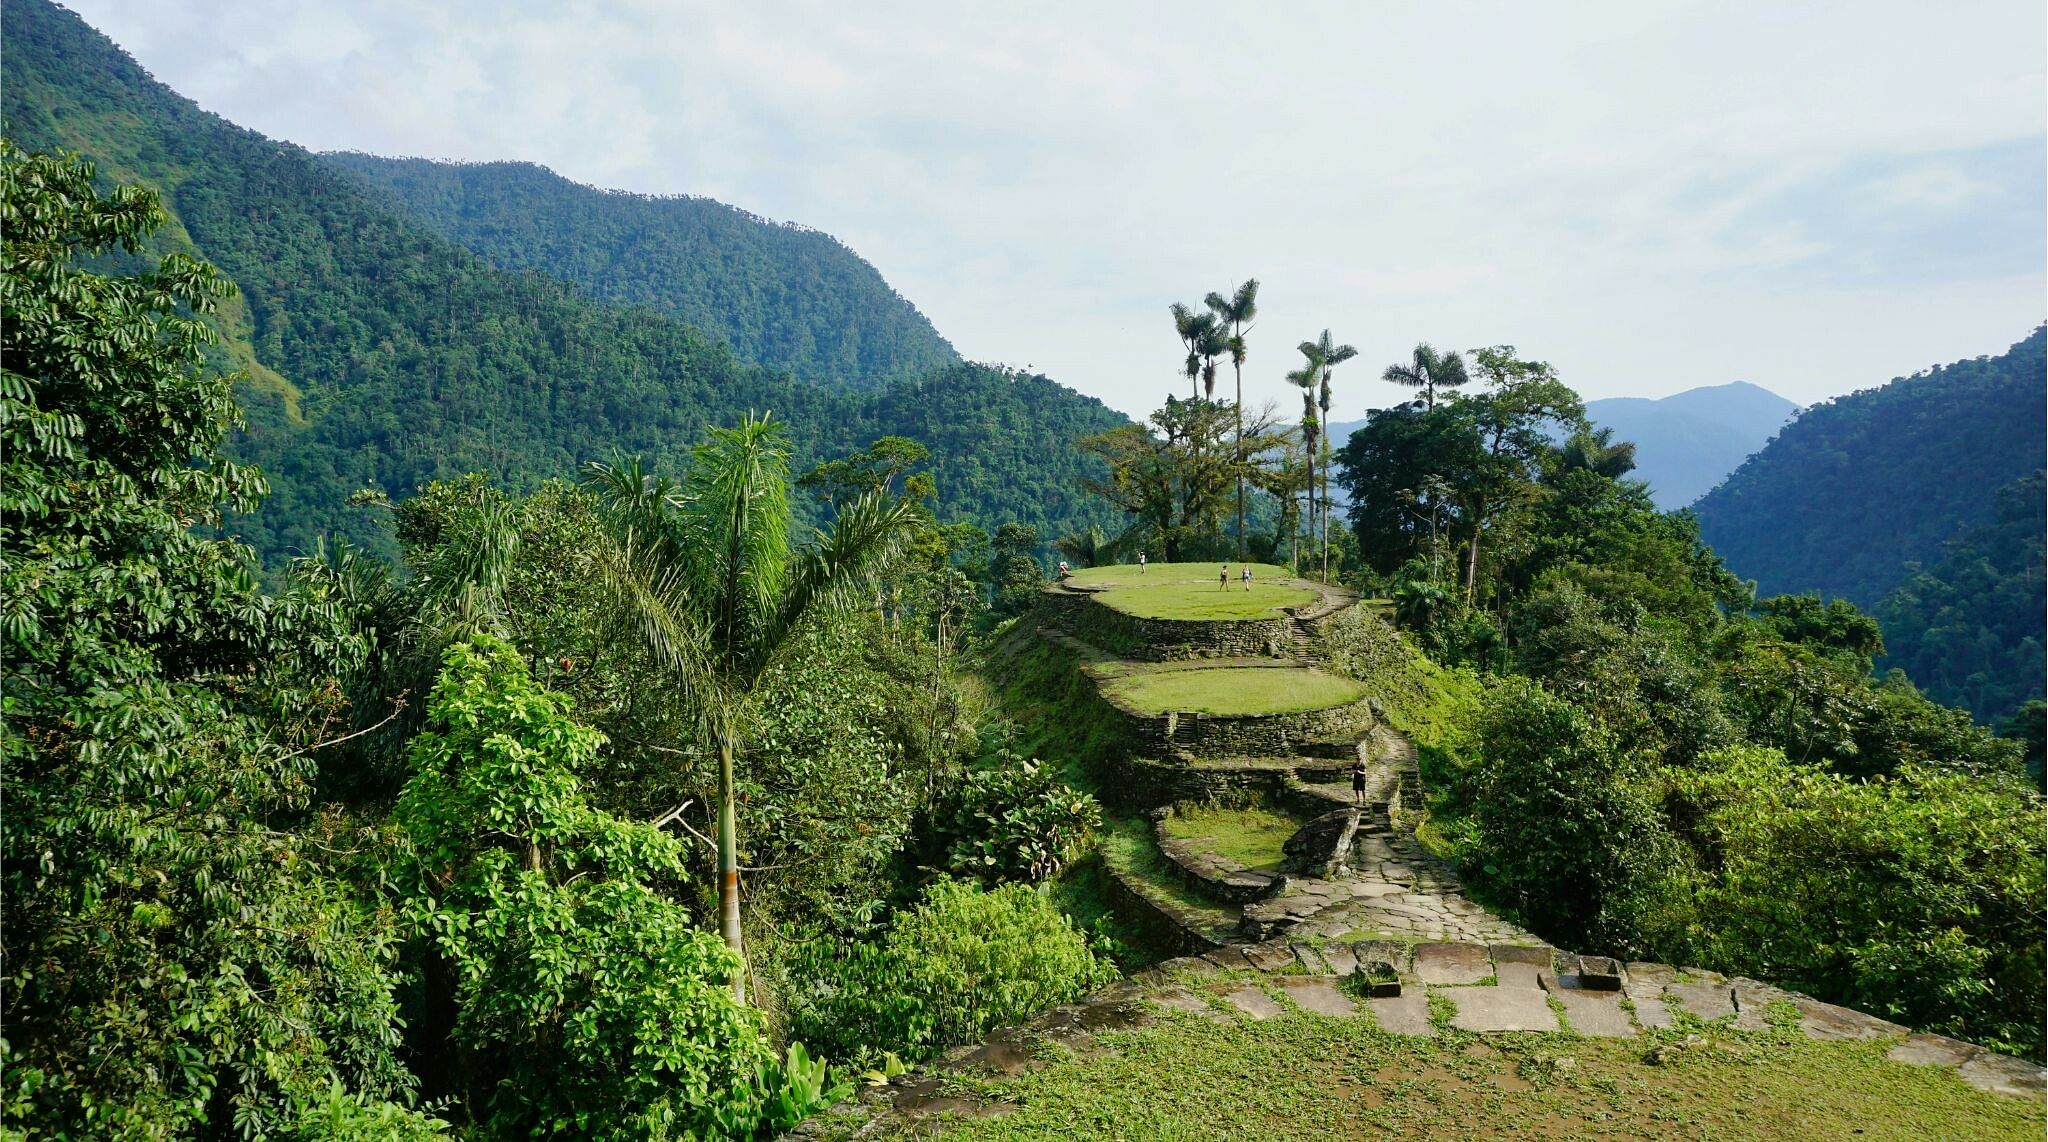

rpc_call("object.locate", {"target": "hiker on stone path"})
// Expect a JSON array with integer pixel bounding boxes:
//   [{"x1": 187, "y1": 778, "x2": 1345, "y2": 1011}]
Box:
[
  {"x1": 1351, "y1": 756, "x2": 1369, "y2": 805},
  {"x1": 1219, "y1": 564, "x2": 1230, "y2": 591},
  {"x1": 1241, "y1": 566, "x2": 1252, "y2": 591}
]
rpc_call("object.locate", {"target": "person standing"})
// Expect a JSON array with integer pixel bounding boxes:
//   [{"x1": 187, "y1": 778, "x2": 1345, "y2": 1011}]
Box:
[
  {"x1": 1138, "y1": 550, "x2": 1147, "y2": 574},
  {"x1": 1219, "y1": 564, "x2": 1230, "y2": 591},
  {"x1": 1350, "y1": 756, "x2": 1369, "y2": 805},
  {"x1": 1241, "y1": 566, "x2": 1253, "y2": 591}
]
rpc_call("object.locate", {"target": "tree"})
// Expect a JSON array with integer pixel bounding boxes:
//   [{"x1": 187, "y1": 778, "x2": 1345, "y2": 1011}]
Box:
[
  {"x1": 581, "y1": 417, "x2": 918, "y2": 998},
  {"x1": 1169, "y1": 303, "x2": 1219, "y2": 400},
  {"x1": 1, "y1": 143, "x2": 416, "y2": 1134},
  {"x1": 1206, "y1": 279, "x2": 1260, "y2": 559},
  {"x1": 396, "y1": 635, "x2": 770, "y2": 1134},
  {"x1": 1302, "y1": 330, "x2": 1359, "y2": 579},
  {"x1": 1554, "y1": 425, "x2": 1638, "y2": 479},
  {"x1": 1451, "y1": 347, "x2": 1585, "y2": 600},
  {"x1": 1288, "y1": 356, "x2": 1323, "y2": 570},
  {"x1": 1382, "y1": 342, "x2": 1470, "y2": 410},
  {"x1": 797, "y1": 434, "x2": 935, "y2": 509},
  {"x1": 1079, "y1": 396, "x2": 1261, "y2": 561}
]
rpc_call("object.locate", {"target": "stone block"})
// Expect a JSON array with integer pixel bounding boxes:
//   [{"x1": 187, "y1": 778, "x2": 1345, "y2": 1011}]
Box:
[
  {"x1": 1488, "y1": 944, "x2": 1556, "y2": 969},
  {"x1": 1664, "y1": 982, "x2": 1736, "y2": 1022},
  {"x1": 1957, "y1": 1052, "x2": 2047, "y2": 1099},
  {"x1": 1318, "y1": 941, "x2": 1358, "y2": 977},
  {"x1": 1888, "y1": 1033, "x2": 1982, "y2": 1069},
  {"x1": 1414, "y1": 942, "x2": 1492, "y2": 985},
  {"x1": 1353, "y1": 939, "x2": 1413, "y2": 976},
  {"x1": 1576, "y1": 956, "x2": 1623, "y2": 991},
  {"x1": 1623, "y1": 961, "x2": 1675, "y2": 998},
  {"x1": 1441, "y1": 985, "x2": 1562, "y2": 1033},
  {"x1": 1154, "y1": 955, "x2": 1223, "y2": 979},
  {"x1": 1201, "y1": 946, "x2": 1257, "y2": 972},
  {"x1": 1223, "y1": 986, "x2": 1285, "y2": 1020},
  {"x1": 1149, "y1": 988, "x2": 1225, "y2": 1019},
  {"x1": 1494, "y1": 961, "x2": 1544, "y2": 990},
  {"x1": 1367, "y1": 990, "x2": 1436, "y2": 1037},
  {"x1": 1632, "y1": 997, "x2": 1676, "y2": 1030},
  {"x1": 1289, "y1": 942, "x2": 1329, "y2": 975},
  {"x1": 1277, "y1": 975, "x2": 1358, "y2": 1017},
  {"x1": 1553, "y1": 990, "x2": 1637, "y2": 1038},
  {"x1": 1243, "y1": 942, "x2": 1298, "y2": 973},
  {"x1": 1790, "y1": 996, "x2": 1906, "y2": 1042}
]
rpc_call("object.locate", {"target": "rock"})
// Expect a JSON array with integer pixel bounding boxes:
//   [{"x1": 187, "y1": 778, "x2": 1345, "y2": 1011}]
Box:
[
  {"x1": 1413, "y1": 942, "x2": 1492, "y2": 985},
  {"x1": 1623, "y1": 961, "x2": 1676, "y2": 998},
  {"x1": 1289, "y1": 942, "x2": 1329, "y2": 974},
  {"x1": 1353, "y1": 939, "x2": 1414, "y2": 976},
  {"x1": 1243, "y1": 942, "x2": 1299, "y2": 973},
  {"x1": 1552, "y1": 990, "x2": 1637, "y2": 1037},
  {"x1": 1663, "y1": 982, "x2": 1736, "y2": 1022},
  {"x1": 1646, "y1": 1033, "x2": 1707, "y2": 1065},
  {"x1": 1223, "y1": 986, "x2": 1285, "y2": 1020},
  {"x1": 1319, "y1": 941, "x2": 1359, "y2": 977},
  {"x1": 1632, "y1": 997, "x2": 1676, "y2": 1030},
  {"x1": 1282, "y1": 807, "x2": 1364, "y2": 876},
  {"x1": 1956, "y1": 1051, "x2": 2047, "y2": 1099},
  {"x1": 1149, "y1": 987, "x2": 1224, "y2": 1019},
  {"x1": 1490, "y1": 945, "x2": 1553, "y2": 991},
  {"x1": 1202, "y1": 946, "x2": 1258, "y2": 972},
  {"x1": 1888, "y1": 1033, "x2": 1983, "y2": 1069},
  {"x1": 1576, "y1": 956, "x2": 1623, "y2": 991},
  {"x1": 1277, "y1": 976, "x2": 1358, "y2": 1017},
  {"x1": 1367, "y1": 990, "x2": 1436, "y2": 1036},
  {"x1": 1442, "y1": 986, "x2": 1561, "y2": 1033}
]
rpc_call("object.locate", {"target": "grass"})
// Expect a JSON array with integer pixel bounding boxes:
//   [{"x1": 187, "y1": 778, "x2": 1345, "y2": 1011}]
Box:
[
  {"x1": 1093, "y1": 579, "x2": 1319, "y2": 622},
  {"x1": 1102, "y1": 666, "x2": 1364, "y2": 716},
  {"x1": 925, "y1": 1008, "x2": 2041, "y2": 1140},
  {"x1": 1065, "y1": 561, "x2": 1297, "y2": 589},
  {"x1": 1159, "y1": 805, "x2": 1301, "y2": 872}
]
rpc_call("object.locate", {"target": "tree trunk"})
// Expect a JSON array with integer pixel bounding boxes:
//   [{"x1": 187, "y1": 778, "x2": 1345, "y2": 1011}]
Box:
[
  {"x1": 1464, "y1": 521, "x2": 1482, "y2": 604},
  {"x1": 717, "y1": 735, "x2": 746, "y2": 1002},
  {"x1": 1234, "y1": 360, "x2": 1246, "y2": 562}
]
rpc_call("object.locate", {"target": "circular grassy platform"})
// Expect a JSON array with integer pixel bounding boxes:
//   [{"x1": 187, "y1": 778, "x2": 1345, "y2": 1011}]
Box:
[
  {"x1": 1159, "y1": 805, "x2": 1300, "y2": 874},
  {"x1": 1064, "y1": 562, "x2": 1316, "y2": 621},
  {"x1": 1101, "y1": 665, "x2": 1365, "y2": 716}
]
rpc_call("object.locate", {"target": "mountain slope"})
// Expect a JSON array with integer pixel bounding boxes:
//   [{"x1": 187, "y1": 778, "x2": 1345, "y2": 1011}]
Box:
[
  {"x1": 1584, "y1": 381, "x2": 1799, "y2": 508},
  {"x1": 1693, "y1": 327, "x2": 2047, "y2": 605},
  {"x1": 322, "y1": 153, "x2": 958, "y2": 391},
  {"x1": 1, "y1": 0, "x2": 1122, "y2": 562},
  {"x1": 1874, "y1": 470, "x2": 2045, "y2": 724}
]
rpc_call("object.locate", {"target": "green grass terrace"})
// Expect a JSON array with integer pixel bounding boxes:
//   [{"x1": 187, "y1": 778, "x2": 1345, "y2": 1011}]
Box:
[
  {"x1": 1064, "y1": 562, "x2": 1316, "y2": 621},
  {"x1": 1099, "y1": 663, "x2": 1365, "y2": 716}
]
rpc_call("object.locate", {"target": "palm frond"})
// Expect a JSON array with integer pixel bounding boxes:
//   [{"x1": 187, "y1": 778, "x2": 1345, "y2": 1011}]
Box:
[
  {"x1": 762, "y1": 487, "x2": 919, "y2": 682},
  {"x1": 682, "y1": 414, "x2": 794, "y2": 663}
]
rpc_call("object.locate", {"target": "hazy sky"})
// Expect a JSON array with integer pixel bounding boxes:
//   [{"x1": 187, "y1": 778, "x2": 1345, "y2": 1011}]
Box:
[{"x1": 69, "y1": 0, "x2": 2047, "y2": 420}]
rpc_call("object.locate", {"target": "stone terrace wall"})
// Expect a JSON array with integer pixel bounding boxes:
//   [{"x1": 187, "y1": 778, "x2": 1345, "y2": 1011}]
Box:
[
  {"x1": 1123, "y1": 695, "x2": 1377, "y2": 761},
  {"x1": 1069, "y1": 600, "x2": 1294, "y2": 661}
]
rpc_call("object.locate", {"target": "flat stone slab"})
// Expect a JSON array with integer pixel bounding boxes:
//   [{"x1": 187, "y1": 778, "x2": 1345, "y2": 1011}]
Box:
[
  {"x1": 1243, "y1": 943, "x2": 1298, "y2": 973},
  {"x1": 1441, "y1": 985, "x2": 1562, "y2": 1033},
  {"x1": 1664, "y1": 982, "x2": 1736, "y2": 1022},
  {"x1": 1277, "y1": 976, "x2": 1358, "y2": 1017},
  {"x1": 1149, "y1": 987, "x2": 1224, "y2": 1019},
  {"x1": 1202, "y1": 946, "x2": 1258, "y2": 972},
  {"x1": 1289, "y1": 943, "x2": 1329, "y2": 974},
  {"x1": 1888, "y1": 1033, "x2": 1983, "y2": 1069},
  {"x1": 1367, "y1": 990, "x2": 1436, "y2": 1037},
  {"x1": 1318, "y1": 941, "x2": 1358, "y2": 977},
  {"x1": 1414, "y1": 942, "x2": 1493, "y2": 985},
  {"x1": 1494, "y1": 960, "x2": 1544, "y2": 990},
  {"x1": 1553, "y1": 990, "x2": 1637, "y2": 1038},
  {"x1": 1957, "y1": 1051, "x2": 2047, "y2": 1099},
  {"x1": 1354, "y1": 940, "x2": 1414, "y2": 975},
  {"x1": 1224, "y1": 986, "x2": 1285, "y2": 1020},
  {"x1": 1624, "y1": 961, "x2": 1675, "y2": 997},
  {"x1": 1632, "y1": 997, "x2": 1676, "y2": 1030}
]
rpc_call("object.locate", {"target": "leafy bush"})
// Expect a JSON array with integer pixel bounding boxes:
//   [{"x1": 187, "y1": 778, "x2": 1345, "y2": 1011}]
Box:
[
  {"x1": 782, "y1": 879, "x2": 1117, "y2": 1065},
  {"x1": 940, "y1": 751, "x2": 1103, "y2": 883},
  {"x1": 396, "y1": 635, "x2": 774, "y2": 1136}
]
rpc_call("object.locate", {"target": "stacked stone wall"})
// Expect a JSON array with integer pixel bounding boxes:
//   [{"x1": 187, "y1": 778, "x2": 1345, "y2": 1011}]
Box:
[{"x1": 1068, "y1": 600, "x2": 1293, "y2": 661}]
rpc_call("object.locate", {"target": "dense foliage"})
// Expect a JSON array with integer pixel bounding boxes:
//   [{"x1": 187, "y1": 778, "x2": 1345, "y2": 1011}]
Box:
[
  {"x1": 325, "y1": 153, "x2": 959, "y2": 390},
  {"x1": 1, "y1": 0, "x2": 1124, "y2": 566},
  {"x1": 778, "y1": 879, "x2": 1116, "y2": 1067},
  {"x1": 1875, "y1": 470, "x2": 2045, "y2": 725},
  {"x1": 1, "y1": 141, "x2": 425, "y2": 1136},
  {"x1": 1693, "y1": 326, "x2": 2045, "y2": 606}
]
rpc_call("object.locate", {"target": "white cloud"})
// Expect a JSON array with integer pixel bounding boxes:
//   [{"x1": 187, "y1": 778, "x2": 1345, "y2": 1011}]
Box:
[{"x1": 67, "y1": 0, "x2": 2046, "y2": 416}]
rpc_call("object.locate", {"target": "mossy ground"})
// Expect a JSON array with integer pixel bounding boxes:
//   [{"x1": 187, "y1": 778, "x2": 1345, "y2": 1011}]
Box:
[
  {"x1": 929, "y1": 1006, "x2": 2040, "y2": 1140},
  {"x1": 1065, "y1": 561, "x2": 1295, "y2": 589},
  {"x1": 1101, "y1": 666, "x2": 1364, "y2": 716},
  {"x1": 1159, "y1": 805, "x2": 1300, "y2": 872}
]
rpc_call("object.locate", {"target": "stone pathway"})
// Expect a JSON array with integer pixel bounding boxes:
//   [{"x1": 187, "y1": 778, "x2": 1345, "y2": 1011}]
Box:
[{"x1": 798, "y1": 937, "x2": 2045, "y2": 1136}]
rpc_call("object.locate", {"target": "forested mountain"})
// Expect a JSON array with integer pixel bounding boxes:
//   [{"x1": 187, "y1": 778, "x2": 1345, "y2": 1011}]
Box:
[
  {"x1": 1875, "y1": 471, "x2": 2045, "y2": 724},
  {"x1": 1694, "y1": 327, "x2": 2047, "y2": 605},
  {"x1": 1, "y1": 0, "x2": 1120, "y2": 563},
  {"x1": 322, "y1": 153, "x2": 958, "y2": 390},
  {"x1": 1583, "y1": 381, "x2": 1798, "y2": 508}
]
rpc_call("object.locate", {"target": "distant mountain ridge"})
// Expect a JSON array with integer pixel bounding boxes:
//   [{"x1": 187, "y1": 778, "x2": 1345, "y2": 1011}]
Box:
[
  {"x1": 323, "y1": 153, "x2": 959, "y2": 390},
  {"x1": 1694, "y1": 326, "x2": 2047, "y2": 606},
  {"x1": 1585, "y1": 381, "x2": 1800, "y2": 509},
  {"x1": 1323, "y1": 378, "x2": 1798, "y2": 511}
]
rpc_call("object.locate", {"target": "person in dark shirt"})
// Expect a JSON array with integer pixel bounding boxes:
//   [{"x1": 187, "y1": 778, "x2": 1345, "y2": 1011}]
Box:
[{"x1": 1350, "y1": 757, "x2": 1369, "y2": 805}]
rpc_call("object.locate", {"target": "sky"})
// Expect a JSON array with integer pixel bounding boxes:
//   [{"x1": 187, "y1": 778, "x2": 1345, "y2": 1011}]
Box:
[{"x1": 67, "y1": 0, "x2": 2047, "y2": 421}]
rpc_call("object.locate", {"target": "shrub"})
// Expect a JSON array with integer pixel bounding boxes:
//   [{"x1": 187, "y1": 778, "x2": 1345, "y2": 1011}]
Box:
[
  {"x1": 782, "y1": 878, "x2": 1117, "y2": 1065},
  {"x1": 940, "y1": 752, "x2": 1103, "y2": 883}
]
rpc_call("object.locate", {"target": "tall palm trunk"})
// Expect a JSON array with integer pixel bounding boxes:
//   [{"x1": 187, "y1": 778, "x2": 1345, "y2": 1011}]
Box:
[
  {"x1": 717, "y1": 735, "x2": 744, "y2": 1000},
  {"x1": 1234, "y1": 358, "x2": 1245, "y2": 562}
]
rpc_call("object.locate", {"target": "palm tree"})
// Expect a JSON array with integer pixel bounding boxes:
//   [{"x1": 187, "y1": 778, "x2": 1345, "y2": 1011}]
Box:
[
  {"x1": 1299, "y1": 331, "x2": 1358, "y2": 580},
  {"x1": 1170, "y1": 303, "x2": 1218, "y2": 400},
  {"x1": 1287, "y1": 360, "x2": 1322, "y2": 570},
  {"x1": 1205, "y1": 279, "x2": 1259, "y2": 560},
  {"x1": 581, "y1": 415, "x2": 917, "y2": 999},
  {"x1": 1196, "y1": 322, "x2": 1229, "y2": 400},
  {"x1": 1382, "y1": 343, "x2": 1469, "y2": 410},
  {"x1": 1552, "y1": 426, "x2": 1638, "y2": 479}
]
